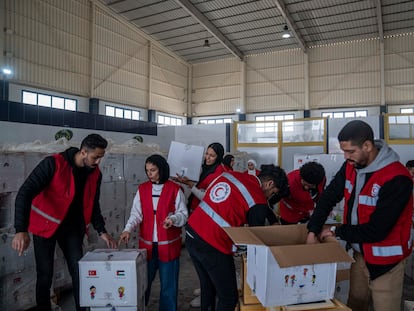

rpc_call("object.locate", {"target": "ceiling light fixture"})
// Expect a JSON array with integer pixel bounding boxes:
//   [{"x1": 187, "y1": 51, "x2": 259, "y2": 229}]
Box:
[
  {"x1": 203, "y1": 39, "x2": 210, "y2": 48},
  {"x1": 282, "y1": 25, "x2": 291, "y2": 39}
]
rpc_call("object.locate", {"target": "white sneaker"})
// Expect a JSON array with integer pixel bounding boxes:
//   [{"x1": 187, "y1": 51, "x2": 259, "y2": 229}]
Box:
[
  {"x1": 190, "y1": 295, "x2": 201, "y2": 308},
  {"x1": 193, "y1": 288, "x2": 201, "y2": 296}
]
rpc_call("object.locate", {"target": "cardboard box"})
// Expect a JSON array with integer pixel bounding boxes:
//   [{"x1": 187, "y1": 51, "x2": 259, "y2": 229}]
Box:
[
  {"x1": 167, "y1": 141, "x2": 204, "y2": 181},
  {"x1": 224, "y1": 224, "x2": 353, "y2": 307},
  {"x1": 269, "y1": 298, "x2": 351, "y2": 311},
  {"x1": 79, "y1": 249, "x2": 147, "y2": 308},
  {"x1": 91, "y1": 307, "x2": 140, "y2": 311},
  {"x1": 237, "y1": 298, "x2": 267, "y2": 311},
  {"x1": 334, "y1": 280, "x2": 349, "y2": 305},
  {"x1": 242, "y1": 256, "x2": 260, "y2": 305}
]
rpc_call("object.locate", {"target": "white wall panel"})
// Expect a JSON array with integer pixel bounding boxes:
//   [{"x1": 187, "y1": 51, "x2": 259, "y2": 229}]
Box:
[
  {"x1": 247, "y1": 49, "x2": 304, "y2": 68},
  {"x1": 150, "y1": 48, "x2": 188, "y2": 115},
  {"x1": 6, "y1": 0, "x2": 91, "y2": 95},
  {"x1": 309, "y1": 40, "x2": 380, "y2": 109},
  {"x1": 310, "y1": 88, "x2": 380, "y2": 108},
  {"x1": 384, "y1": 34, "x2": 414, "y2": 105},
  {"x1": 192, "y1": 58, "x2": 241, "y2": 116},
  {"x1": 151, "y1": 94, "x2": 186, "y2": 115},
  {"x1": 192, "y1": 98, "x2": 240, "y2": 115},
  {"x1": 247, "y1": 94, "x2": 305, "y2": 112},
  {"x1": 193, "y1": 58, "x2": 241, "y2": 77},
  {"x1": 93, "y1": 6, "x2": 150, "y2": 107},
  {"x1": 310, "y1": 40, "x2": 380, "y2": 61},
  {"x1": 245, "y1": 50, "x2": 305, "y2": 112}
]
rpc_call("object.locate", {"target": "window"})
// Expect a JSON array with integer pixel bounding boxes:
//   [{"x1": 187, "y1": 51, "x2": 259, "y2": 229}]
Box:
[
  {"x1": 157, "y1": 114, "x2": 183, "y2": 126},
  {"x1": 22, "y1": 90, "x2": 77, "y2": 111},
  {"x1": 401, "y1": 108, "x2": 413, "y2": 114},
  {"x1": 322, "y1": 110, "x2": 367, "y2": 118},
  {"x1": 105, "y1": 105, "x2": 140, "y2": 121},
  {"x1": 255, "y1": 114, "x2": 294, "y2": 133},
  {"x1": 198, "y1": 118, "x2": 232, "y2": 124}
]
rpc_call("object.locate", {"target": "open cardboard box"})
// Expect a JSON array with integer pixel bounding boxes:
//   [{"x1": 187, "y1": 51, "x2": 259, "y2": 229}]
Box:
[{"x1": 224, "y1": 224, "x2": 353, "y2": 307}]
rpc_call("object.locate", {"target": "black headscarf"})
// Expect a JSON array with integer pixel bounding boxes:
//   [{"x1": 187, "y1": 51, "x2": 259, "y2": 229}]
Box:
[
  {"x1": 198, "y1": 142, "x2": 224, "y2": 183},
  {"x1": 223, "y1": 154, "x2": 235, "y2": 170},
  {"x1": 145, "y1": 154, "x2": 170, "y2": 184}
]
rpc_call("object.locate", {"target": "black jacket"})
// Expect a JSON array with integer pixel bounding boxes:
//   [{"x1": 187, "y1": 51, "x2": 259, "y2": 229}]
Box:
[{"x1": 14, "y1": 147, "x2": 107, "y2": 236}]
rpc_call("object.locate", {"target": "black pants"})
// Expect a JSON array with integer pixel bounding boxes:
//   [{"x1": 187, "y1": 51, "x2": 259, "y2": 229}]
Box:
[
  {"x1": 185, "y1": 227, "x2": 238, "y2": 311},
  {"x1": 33, "y1": 226, "x2": 85, "y2": 311}
]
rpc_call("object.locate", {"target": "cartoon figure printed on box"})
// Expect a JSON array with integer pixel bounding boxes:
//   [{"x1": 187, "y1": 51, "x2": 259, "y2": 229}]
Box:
[
  {"x1": 290, "y1": 275, "x2": 296, "y2": 287},
  {"x1": 90, "y1": 286, "x2": 96, "y2": 299},
  {"x1": 282, "y1": 266, "x2": 317, "y2": 288},
  {"x1": 118, "y1": 286, "x2": 125, "y2": 299}
]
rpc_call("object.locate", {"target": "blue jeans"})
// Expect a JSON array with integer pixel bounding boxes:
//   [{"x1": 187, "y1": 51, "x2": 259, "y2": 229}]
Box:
[
  {"x1": 33, "y1": 226, "x2": 85, "y2": 311},
  {"x1": 145, "y1": 243, "x2": 180, "y2": 311}
]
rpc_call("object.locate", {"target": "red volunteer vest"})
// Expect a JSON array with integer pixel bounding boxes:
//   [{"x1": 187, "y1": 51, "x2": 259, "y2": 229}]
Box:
[
  {"x1": 138, "y1": 180, "x2": 182, "y2": 262},
  {"x1": 244, "y1": 169, "x2": 261, "y2": 176},
  {"x1": 343, "y1": 161, "x2": 413, "y2": 265},
  {"x1": 29, "y1": 154, "x2": 100, "y2": 238},
  {"x1": 190, "y1": 164, "x2": 226, "y2": 211},
  {"x1": 188, "y1": 172, "x2": 268, "y2": 254},
  {"x1": 279, "y1": 169, "x2": 326, "y2": 223}
]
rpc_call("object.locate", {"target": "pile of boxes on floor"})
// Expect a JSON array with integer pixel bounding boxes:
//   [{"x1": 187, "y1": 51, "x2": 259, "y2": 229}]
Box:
[
  {"x1": 227, "y1": 224, "x2": 353, "y2": 311},
  {"x1": 0, "y1": 140, "x2": 158, "y2": 310},
  {"x1": 0, "y1": 152, "x2": 53, "y2": 311},
  {"x1": 79, "y1": 248, "x2": 147, "y2": 311}
]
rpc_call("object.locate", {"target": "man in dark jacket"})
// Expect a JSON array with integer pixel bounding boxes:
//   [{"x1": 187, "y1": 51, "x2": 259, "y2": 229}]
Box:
[
  {"x1": 12, "y1": 134, "x2": 117, "y2": 311},
  {"x1": 306, "y1": 120, "x2": 413, "y2": 311}
]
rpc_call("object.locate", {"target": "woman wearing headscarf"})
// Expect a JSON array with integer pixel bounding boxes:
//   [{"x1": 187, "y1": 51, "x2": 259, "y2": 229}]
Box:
[
  {"x1": 119, "y1": 154, "x2": 188, "y2": 311},
  {"x1": 175, "y1": 142, "x2": 225, "y2": 213},
  {"x1": 173, "y1": 142, "x2": 225, "y2": 307},
  {"x1": 222, "y1": 154, "x2": 235, "y2": 171},
  {"x1": 244, "y1": 159, "x2": 260, "y2": 176}
]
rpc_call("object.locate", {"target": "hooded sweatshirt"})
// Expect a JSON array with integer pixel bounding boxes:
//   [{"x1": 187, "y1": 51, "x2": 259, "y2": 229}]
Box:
[{"x1": 307, "y1": 140, "x2": 413, "y2": 279}]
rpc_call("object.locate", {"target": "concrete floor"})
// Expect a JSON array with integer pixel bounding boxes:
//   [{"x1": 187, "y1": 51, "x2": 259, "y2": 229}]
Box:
[{"x1": 49, "y1": 248, "x2": 414, "y2": 310}]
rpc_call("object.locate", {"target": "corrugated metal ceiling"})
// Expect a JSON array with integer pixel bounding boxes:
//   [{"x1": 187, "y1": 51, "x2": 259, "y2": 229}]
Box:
[{"x1": 99, "y1": 0, "x2": 414, "y2": 64}]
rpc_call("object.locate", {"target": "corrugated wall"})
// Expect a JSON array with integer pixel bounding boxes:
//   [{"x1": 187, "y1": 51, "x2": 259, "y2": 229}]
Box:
[
  {"x1": 3, "y1": 0, "x2": 413, "y2": 116},
  {"x1": 309, "y1": 39, "x2": 381, "y2": 109},
  {"x1": 3, "y1": 0, "x2": 189, "y2": 114},
  {"x1": 150, "y1": 46, "x2": 188, "y2": 115},
  {"x1": 245, "y1": 49, "x2": 305, "y2": 113},
  {"x1": 384, "y1": 33, "x2": 414, "y2": 104},
  {"x1": 5, "y1": 0, "x2": 91, "y2": 95},
  {"x1": 93, "y1": 5, "x2": 149, "y2": 107},
  {"x1": 192, "y1": 35, "x2": 413, "y2": 115},
  {"x1": 192, "y1": 57, "x2": 241, "y2": 116}
]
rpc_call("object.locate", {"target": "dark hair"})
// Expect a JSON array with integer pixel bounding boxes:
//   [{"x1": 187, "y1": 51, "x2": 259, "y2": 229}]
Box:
[
  {"x1": 145, "y1": 154, "x2": 170, "y2": 184},
  {"x1": 80, "y1": 134, "x2": 108, "y2": 150},
  {"x1": 206, "y1": 142, "x2": 224, "y2": 164},
  {"x1": 258, "y1": 164, "x2": 289, "y2": 197},
  {"x1": 406, "y1": 160, "x2": 414, "y2": 169},
  {"x1": 223, "y1": 154, "x2": 234, "y2": 167},
  {"x1": 300, "y1": 162, "x2": 325, "y2": 185},
  {"x1": 337, "y1": 120, "x2": 374, "y2": 147}
]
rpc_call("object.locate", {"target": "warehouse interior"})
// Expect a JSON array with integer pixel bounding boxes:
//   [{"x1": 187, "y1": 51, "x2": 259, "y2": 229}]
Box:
[{"x1": 1, "y1": 0, "x2": 414, "y2": 310}]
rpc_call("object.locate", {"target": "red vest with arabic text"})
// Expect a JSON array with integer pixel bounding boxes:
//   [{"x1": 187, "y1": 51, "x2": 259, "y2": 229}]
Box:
[
  {"x1": 343, "y1": 161, "x2": 413, "y2": 265},
  {"x1": 188, "y1": 172, "x2": 268, "y2": 254},
  {"x1": 29, "y1": 154, "x2": 100, "y2": 238},
  {"x1": 138, "y1": 180, "x2": 182, "y2": 262}
]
